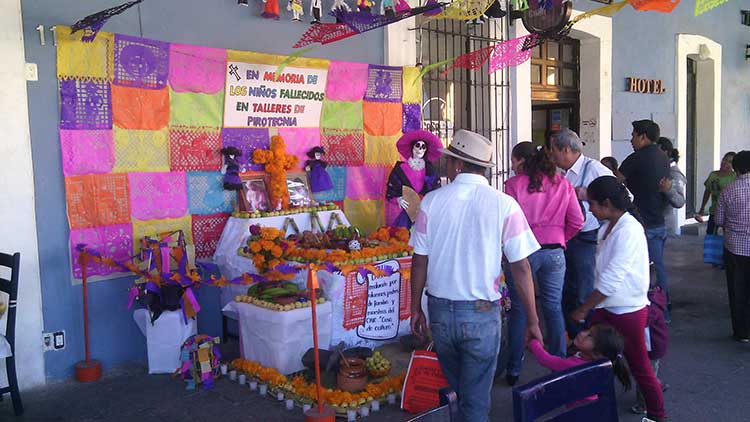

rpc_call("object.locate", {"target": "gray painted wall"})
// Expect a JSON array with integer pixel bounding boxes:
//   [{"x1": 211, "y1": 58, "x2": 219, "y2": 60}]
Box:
[{"x1": 21, "y1": 0, "x2": 384, "y2": 380}]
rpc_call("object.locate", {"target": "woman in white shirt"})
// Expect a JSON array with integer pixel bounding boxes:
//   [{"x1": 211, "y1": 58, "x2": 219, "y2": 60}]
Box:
[{"x1": 570, "y1": 175, "x2": 667, "y2": 422}]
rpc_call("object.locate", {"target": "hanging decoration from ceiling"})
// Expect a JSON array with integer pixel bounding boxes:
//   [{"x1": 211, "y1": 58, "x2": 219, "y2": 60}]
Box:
[
  {"x1": 70, "y1": 0, "x2": 144, "y2": 42},
  {"x1": 430, "y1": 0, "x2": 495, "y2": 20},
  {"x1": 488, "y1": 33, "x2": 538, "y2": 73},
  {"x1": 293, "y1": 23, "x2": 358, "y2": 48},
  {"x1": 629, "y1": 0, "x2": 680, "y2": 13},
  {"x1": 693, "y1": 0, "x2": 727, "y2": 16},
  {"x1": 439, "y1": 45, "x2": 495, "y2": 77}
]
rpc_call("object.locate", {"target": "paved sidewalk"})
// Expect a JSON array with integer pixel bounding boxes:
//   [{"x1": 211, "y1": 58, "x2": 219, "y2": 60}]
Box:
[{"x1": 3, "y1": 234, "x2": 749, "y2": 421}]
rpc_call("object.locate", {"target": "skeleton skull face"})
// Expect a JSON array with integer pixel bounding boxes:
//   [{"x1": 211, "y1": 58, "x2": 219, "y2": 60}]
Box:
[
  {"x1": 314, "y1": 152, "x2": 322, "y2": 160},
  {"x1": 412, "y1": 140, "x2": 427, "y2": 159},
  {"x1": 348, "y1": 239, "x2": 362, "y2": 251}
]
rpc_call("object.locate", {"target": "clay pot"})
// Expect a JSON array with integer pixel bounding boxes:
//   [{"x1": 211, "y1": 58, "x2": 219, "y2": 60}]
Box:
[{"x1": 336, "y1": 358, "x2": 368, "y2": 392}]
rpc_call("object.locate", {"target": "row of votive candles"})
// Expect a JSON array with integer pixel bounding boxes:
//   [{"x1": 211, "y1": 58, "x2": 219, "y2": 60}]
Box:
[{"x1": 220, "y1": 363, "x2": 396, "y2": 420}]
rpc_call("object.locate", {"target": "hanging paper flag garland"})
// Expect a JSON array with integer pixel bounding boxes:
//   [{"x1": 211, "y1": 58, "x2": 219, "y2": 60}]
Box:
[
  {"x1": 414, "y1": 58, "x2": 455, "y2": 83},
  {"x1": 569, "y1": 0, "x2": 630, "y2": 25},
  {"x1": 629, "y1": 0, "x2": 680, "y2": 13},
  {"x1": 488, "y1": 33, "x2": 538, "y2": 73},
  {"x1": 293, "y1": 23, "x2": 358, "y2": 48},
  {"x1": 70, "y1": 0, "x2": 143, "y2": 42},
  {"x1": 274, "y1": 46, "x2": 318, "y2": 77},
  {"x1": 694, "y1": 0, "x2": 729, "y2": 16},
  {"x1": 432, "y1": 0, "x2": 495, "y2": 20},
  {"x1": 440, "y1": 45, "x2": 495, "y2": 77}
]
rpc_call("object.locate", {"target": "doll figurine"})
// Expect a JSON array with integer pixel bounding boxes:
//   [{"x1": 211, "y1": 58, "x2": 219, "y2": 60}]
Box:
[
  {"x1": 382, "y1": 0, "x2": 395, "y2": 18},
  {"x1": 262, "y1": 0, "x2": 281, "y2": 20},
  {"x1": 289, "y1": 0, "x2": 304, "y2": 21},
  {"x1": 394, "y1": 0, "x2": 411, "y2": 14},
  {"x1": 221, "y1": 147, "x2": 243, "y2": 191},
  {"x1": 311, "y1": 0, "x2": 322, "y2": 23},
  {"x1": 305, "y1": 146, "x2": 334, "y2": 193},
  {"x1": 357, "y1": 0, "x2": 373, "y2": 12},
  {"x1": 385, "y1": 130, "x2": 442, "y2": 228},
  {"x1": 332, "y1": 0, "x2": 351, "y2": 22}
]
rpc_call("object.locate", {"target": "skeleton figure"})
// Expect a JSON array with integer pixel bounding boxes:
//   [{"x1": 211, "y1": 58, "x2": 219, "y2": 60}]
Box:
[
  {"x1": 288, "y1": 0, "x2": 304, "y2": 21},
  {"x1": 332, "y1": 0, "x2": 351, "y2": 22},
  {"x1": 311, "y1": 0, "x2": 322, "y2": 23}
]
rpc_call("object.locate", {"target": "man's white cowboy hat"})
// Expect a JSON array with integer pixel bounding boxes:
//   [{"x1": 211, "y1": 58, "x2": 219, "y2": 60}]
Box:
[{"x1": 440, "y1": 129, "x2": 496, "y2": 168}]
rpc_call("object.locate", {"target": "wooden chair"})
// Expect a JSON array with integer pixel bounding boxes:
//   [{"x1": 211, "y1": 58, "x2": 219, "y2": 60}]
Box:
[
  {"x1": 512, "y1": 359, "x2": 618, "y2": 422},
  {"x1": 0, "y1": 252, "x2": 23, "y2": 415},
  {"x1": 405, "y1": 387, "x2": 460, "y2": 422}
]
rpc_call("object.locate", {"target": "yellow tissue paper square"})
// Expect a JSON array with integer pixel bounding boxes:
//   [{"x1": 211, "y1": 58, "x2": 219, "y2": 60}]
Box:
[
  {"x1": 113, "y1": 128, "x2": 170, "y2": 172},
  {"x1": 401, "y1": 67, "x2": 422, "y2": 104},
  {"x1": 56, "y1": 27, "x2": 114, "y2": 81},
  {"x1": 365, "y1": 133, "x2": 402, "y2": 165},
  {"x1": 344, "y1": 198, "x2": 384, "y2": 235}
]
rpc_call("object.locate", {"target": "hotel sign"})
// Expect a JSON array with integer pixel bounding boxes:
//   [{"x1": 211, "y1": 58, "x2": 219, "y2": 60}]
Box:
[{"x1": 627, "y1": 77, "x2": 666, "y2": 94}]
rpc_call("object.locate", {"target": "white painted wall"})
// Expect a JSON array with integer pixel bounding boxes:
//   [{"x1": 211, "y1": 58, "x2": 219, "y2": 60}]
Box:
[{"x1": 0, "y1": 0, "x2": 46, "y2": 390}]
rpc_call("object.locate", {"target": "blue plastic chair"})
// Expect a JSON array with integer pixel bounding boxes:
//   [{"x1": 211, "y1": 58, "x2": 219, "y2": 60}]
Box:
[{"x1": 512, "y1": 359, "x2": 618, "y2": 422}]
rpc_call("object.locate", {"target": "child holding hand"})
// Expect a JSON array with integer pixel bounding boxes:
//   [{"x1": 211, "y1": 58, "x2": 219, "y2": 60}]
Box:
[{"x1": 528, "y1": 323, "x2": 632, "y2": 391}]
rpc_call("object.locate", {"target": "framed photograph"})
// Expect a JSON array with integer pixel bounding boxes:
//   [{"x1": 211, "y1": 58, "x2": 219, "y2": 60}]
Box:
[
  {"x1": 286, "y1": 172, "x2": 314, "y2": 208},
  {"x1": 240, "y1": 173, "x2": 271, "y2": 212}
]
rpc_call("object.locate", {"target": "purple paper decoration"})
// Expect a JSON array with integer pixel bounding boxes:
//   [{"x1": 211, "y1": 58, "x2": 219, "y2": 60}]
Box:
[
  {"x1": 60, "y1": 79, "x2": 112, "y2": 130},
  {"x1": 220, "y1": 128, "x2": 270, "y2": 172},
  {"x1": 364, "y1": 65, "x2": 403, "y2": 103},
  {"x1": 402, "y1": 103, "x2": 422, "y2": 133},
  {"x1": 70, "y1": 223, "x2": 133, "y2": 278},
  {"x1": 114, "y1": 34, "x2": 170, "y2": 89}
]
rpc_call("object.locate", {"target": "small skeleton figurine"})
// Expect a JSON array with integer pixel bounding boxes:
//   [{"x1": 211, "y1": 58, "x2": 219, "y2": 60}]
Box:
[
  {"x1": 332, "y1": 0, "x2": 351, "y2": 22},
  {"x1": 288, "y1": 0, "x2": 303, "y2": 21},
  {"x1": 311, "y1": 0, "x2": 322, "y2": 23}
]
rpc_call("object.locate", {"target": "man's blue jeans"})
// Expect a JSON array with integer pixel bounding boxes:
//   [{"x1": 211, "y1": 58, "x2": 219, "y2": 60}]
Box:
[
  {"x1": 563, "y1": 229, "x2": 598, "y2": 337},
  {"x1": 646, "y1": 225, "x2": 669, "y2": 317},
  {"x1": 428, "y1": 294, "x2": 501, "y2": 422},
  {"x1": 506, "y1": 248, "x2": 567, "y2": 377}
]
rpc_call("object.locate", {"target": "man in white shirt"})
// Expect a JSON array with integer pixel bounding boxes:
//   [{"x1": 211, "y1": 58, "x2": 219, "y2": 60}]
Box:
[
  {"x1": 410, "y1": 130, "x2": 543, "y2": 422},
  {"x1": 548, "y1": 128, "x2": 613, "y2": 337}
]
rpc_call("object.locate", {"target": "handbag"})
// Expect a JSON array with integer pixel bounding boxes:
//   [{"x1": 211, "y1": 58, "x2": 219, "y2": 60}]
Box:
[
  {"x1": 400, "y1": 343, "x2": 450, "y2": 414},
  {"x1": 703, "y1": 231, "x2": 724, "y2": 266}
]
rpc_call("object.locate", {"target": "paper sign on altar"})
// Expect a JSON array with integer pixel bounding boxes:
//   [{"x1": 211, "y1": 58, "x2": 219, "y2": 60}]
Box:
[
  {"x1": 339, "y1": 258, "x2": 411, "y2": 345},
  {"x1": 223, "y1": 62, "x2": 328, "y2": 128}
]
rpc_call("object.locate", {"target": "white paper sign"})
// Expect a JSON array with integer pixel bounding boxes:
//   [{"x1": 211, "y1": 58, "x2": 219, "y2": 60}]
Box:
[
  {"x1": 356, "y1": 260, "x2": 401, "y2": 341},
  {"x1": 223, "y1": 61, "x2": 327, "y2": 128}
]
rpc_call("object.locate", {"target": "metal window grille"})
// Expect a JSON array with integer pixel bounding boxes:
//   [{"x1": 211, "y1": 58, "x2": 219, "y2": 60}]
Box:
[{"x1": 416, "y1": 6, "x2": 511, "y2": 189}]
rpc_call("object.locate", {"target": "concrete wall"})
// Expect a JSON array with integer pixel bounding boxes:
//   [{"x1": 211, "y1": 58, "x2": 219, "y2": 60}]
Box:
[
  {"x1": 0, "y1": 0, "x2": 46, "y2": 390},
  {"x1": 20, "y1": 0, "x2": 384, "y2": 380}
]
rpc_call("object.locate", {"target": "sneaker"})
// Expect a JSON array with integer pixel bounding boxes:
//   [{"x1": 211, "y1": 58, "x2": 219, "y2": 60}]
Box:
[{"x1": 630, "y1": 404, "x2": 647, "y2": 415}]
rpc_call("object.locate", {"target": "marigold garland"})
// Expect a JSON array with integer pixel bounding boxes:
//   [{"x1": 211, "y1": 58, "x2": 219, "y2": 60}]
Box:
[{"x1": 231, "y1": 358, "x2": 405, "y2": 409}]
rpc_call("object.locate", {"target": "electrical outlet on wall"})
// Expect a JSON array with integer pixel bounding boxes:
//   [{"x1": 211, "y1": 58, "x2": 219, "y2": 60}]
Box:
[{"x1": 42, "y1": 330, "x2": 65, "y2": 351}]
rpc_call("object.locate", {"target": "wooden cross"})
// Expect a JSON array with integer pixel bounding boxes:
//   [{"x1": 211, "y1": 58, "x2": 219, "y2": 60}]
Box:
[{"x1": 252, "y1": 135, "x2": 299, "y2": 210}]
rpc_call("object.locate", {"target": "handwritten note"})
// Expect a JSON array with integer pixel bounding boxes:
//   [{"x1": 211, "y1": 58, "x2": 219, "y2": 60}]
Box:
[{"x1": 355, "y1": 260, "x2": 401, "y2": 341}]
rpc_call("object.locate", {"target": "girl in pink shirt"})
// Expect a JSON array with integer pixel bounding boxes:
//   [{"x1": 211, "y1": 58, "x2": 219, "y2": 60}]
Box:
[
  {"x1": 503, "y1": 143, "x2": 584, "y2": 385},
  {"x1": 529, "y1": 323, "x2": 632, "y2": 398}
]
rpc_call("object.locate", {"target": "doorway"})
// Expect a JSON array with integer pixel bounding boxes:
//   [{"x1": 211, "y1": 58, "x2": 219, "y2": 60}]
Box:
[{"x1": 530, "y1": 37, "x2": 580, "y2": 146}]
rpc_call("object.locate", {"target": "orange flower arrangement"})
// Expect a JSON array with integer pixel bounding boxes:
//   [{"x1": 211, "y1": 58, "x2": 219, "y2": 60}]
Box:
[
  {"x1": 242, "y1": 225, "x2": 290, "y2": 274},
  {"x1": 284, "y1": 240, "x2": 412, "y2": 267},
  {"x1": 252, "y1": 135, "x2": 299, "y2": 210},
  {"x1": 287, "y1": 372, "x2": 406, "y2": 408}
]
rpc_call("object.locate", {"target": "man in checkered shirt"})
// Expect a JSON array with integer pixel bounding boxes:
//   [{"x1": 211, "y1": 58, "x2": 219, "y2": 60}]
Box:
[{"x1": 715, "y1": 150, "x2": 750, "y2": 343}]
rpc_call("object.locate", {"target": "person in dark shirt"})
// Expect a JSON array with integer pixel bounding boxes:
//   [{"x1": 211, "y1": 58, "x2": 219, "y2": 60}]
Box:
[{"x1": 619, "y1": 120, "x2": 671, "y2": 318}]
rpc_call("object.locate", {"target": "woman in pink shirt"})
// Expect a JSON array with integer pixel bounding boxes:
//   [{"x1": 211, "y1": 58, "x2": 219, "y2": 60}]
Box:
[{"x1": 503, "y1": 142, "x2": 585, "y2": 385}]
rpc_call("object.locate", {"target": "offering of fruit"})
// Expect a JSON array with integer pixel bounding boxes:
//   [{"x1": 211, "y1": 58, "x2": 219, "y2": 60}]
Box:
[{"x1": 366, "y1": 351, "x2": 391, "y2": 378}]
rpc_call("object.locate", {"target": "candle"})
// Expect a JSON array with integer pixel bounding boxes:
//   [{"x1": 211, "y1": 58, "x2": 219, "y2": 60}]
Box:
[
  {"x1": 277, "y1": 391, "x2": 284, "y2": 401},
  {"x1": 360, "y1": 406, "x2": 370, "y2": 417},
  {"x1": 259, "y1": 384, "x2": 267, "y2": 395},
  {"x1": 220, "y1": 364, "x2": 228, "y2": 375},
  {"x1": 229, "y1": 370, "x2": 237, "y2": 381},
  {"x1": 285, "y1": 399, "x2": 294, "y2": 410},
  {"x1": 347, "y1": 409, "x2": 357, "y2": 421},
  {"x1": 387, "y1": 393, "x2": 396, "y2": 405},
  {"x1": 371, "y1": 400, "x2": 380, "y2": 412},
  {"x1": 238, "y1": 374, "x2": 246, "y2": 385},
  {"x1": 249, "y1": 380, "x2": 258, "y2": 391},
  {"x1": 303, "y1": 404, "x2": 312, "y2": 412}
]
